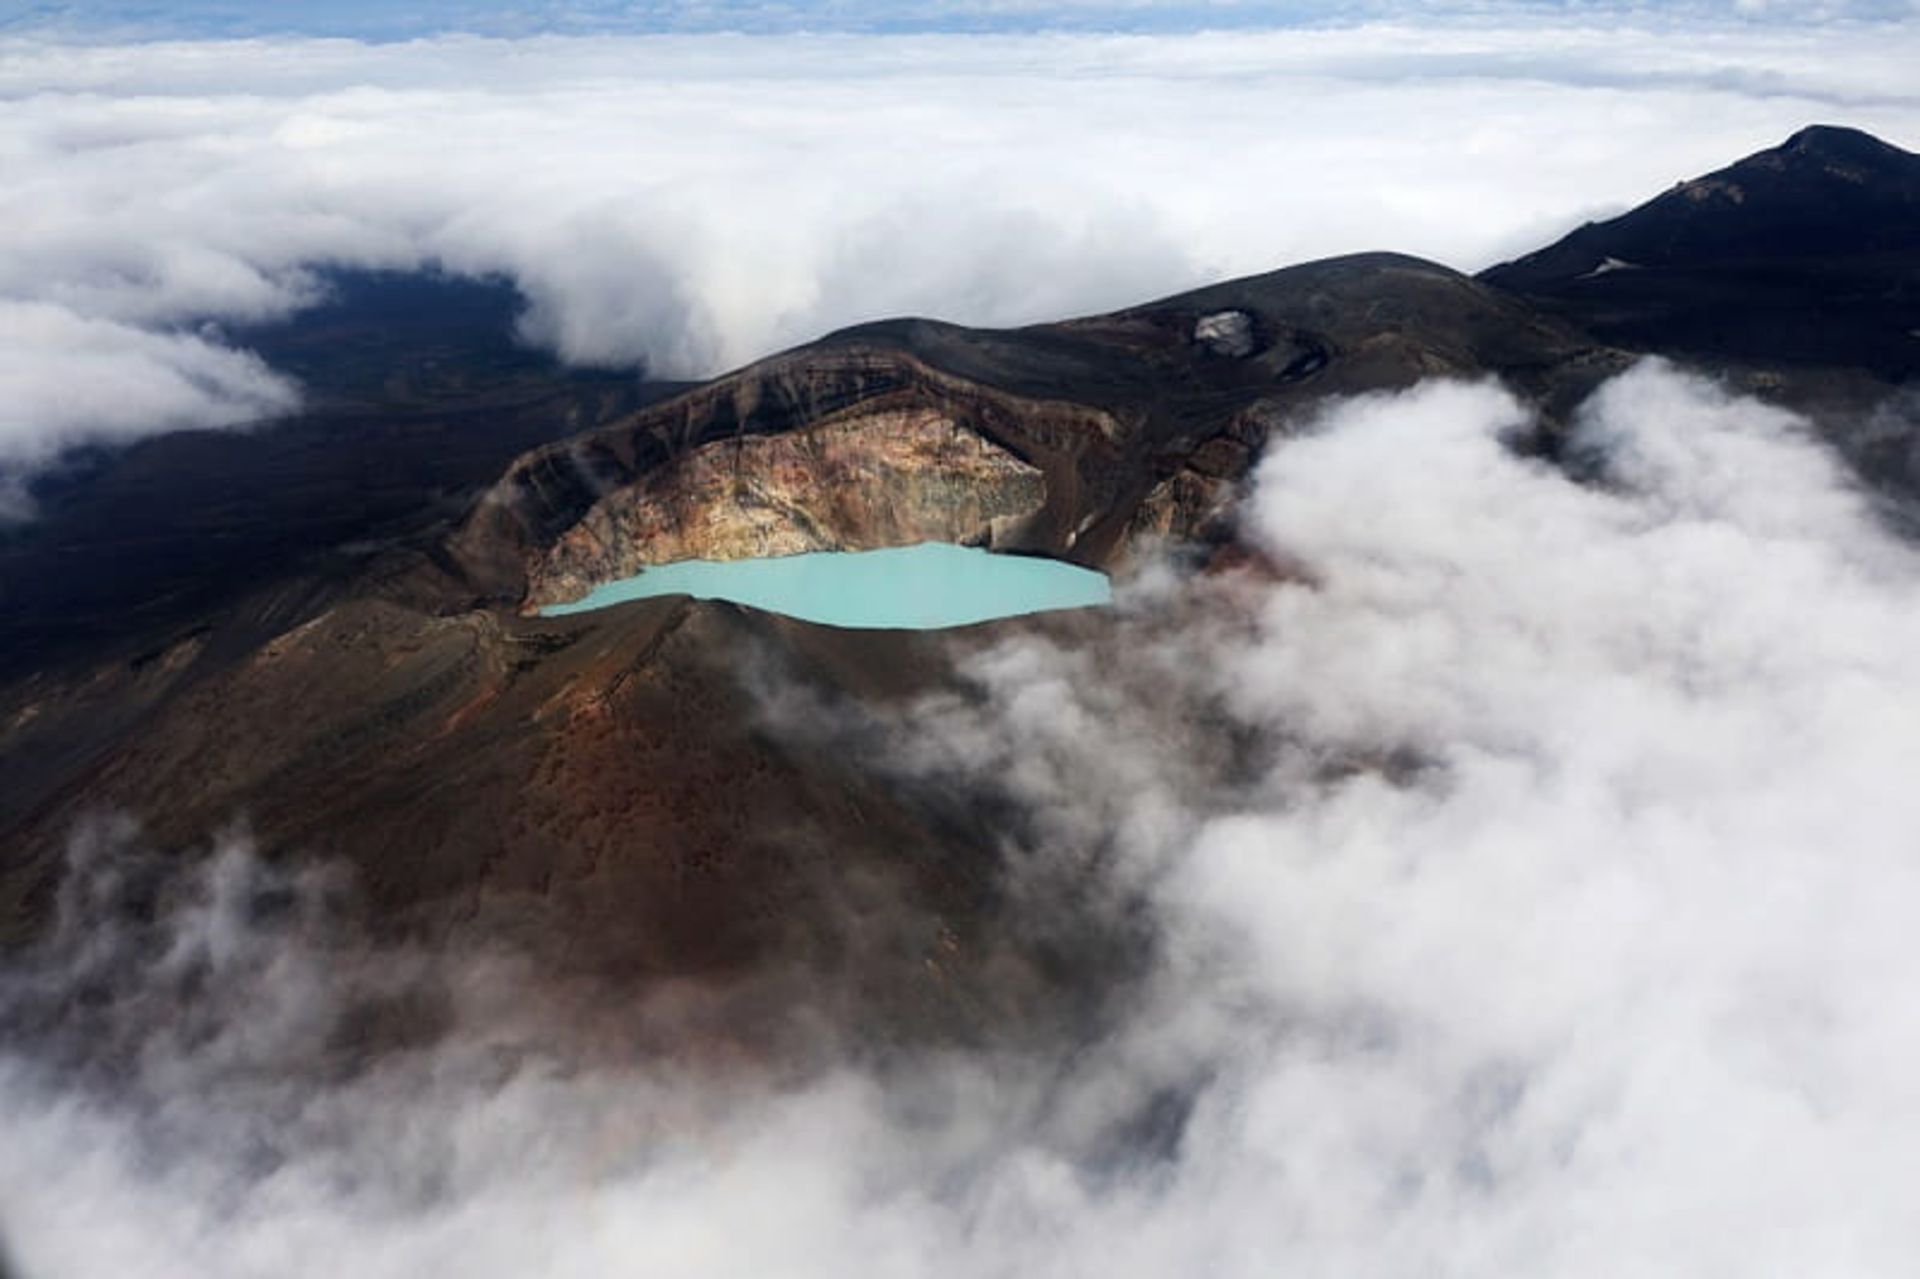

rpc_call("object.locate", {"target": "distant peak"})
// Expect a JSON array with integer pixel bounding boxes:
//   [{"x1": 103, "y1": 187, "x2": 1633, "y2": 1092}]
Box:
[
  {"x1": 1479, "y1": 121, "x2": 1920, "y2": 297},
  {"x1": 1774, "y1": 124, "x2": 1911, "y2": 164}
]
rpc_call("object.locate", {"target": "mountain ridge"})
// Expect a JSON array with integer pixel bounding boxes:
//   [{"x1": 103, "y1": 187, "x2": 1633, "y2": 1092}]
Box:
[
  {"x1": 444, "y1": 251, "x2": 1619, "y2": 614},
  {"x1": 1480, "y1": 124, "x2": 1920, "y2": 383}
]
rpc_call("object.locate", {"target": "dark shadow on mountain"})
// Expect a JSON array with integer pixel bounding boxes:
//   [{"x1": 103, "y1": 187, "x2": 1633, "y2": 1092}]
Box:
[
  {"x1": 225, "y1": 268, "x2": 568, "y2": 407},
  {"x1": 0, "y1": 268, "x2": 685, "y2": 682},
  {"x1": 1482, "y1": 125, "x2": 1920, "y2": 382}
]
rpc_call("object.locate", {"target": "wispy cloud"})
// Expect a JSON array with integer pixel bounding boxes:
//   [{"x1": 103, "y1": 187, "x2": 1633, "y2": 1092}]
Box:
[
  {"x1": 0, "y1": 18, "x2": 1916, "y2": 468},
  {"x1": 0, "y1": 302, "x2": 298, "y2": 472}
]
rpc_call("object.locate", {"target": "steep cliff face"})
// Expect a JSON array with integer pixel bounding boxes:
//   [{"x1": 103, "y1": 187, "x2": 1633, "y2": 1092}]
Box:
[
  {"x1": 447, "y1": 346, "x2": 1134, "y2": 606},
  {"x1": 528, "y1": 405, "x2": 1048, "y2": 609},
  {"x1": 449, "y1": 253, "x2": 1619, "y2": 614}
]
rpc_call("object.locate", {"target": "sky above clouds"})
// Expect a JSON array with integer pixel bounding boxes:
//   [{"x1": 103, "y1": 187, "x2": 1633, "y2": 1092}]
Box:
[
  {"x1": 11, "y1": 0, "x2": 1919, "y2": 38},
  {"x1": 1, "y1": 5, "x2": 1918, "y2": 468}
]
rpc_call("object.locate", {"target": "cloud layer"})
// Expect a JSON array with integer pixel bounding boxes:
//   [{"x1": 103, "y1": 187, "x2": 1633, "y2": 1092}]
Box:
[
  {"x1": 0, "y1": 303, "x2": 298, "y2": 469},
  {"x1": 1, "y1": 17, "x2": 1918, "y2": 466},
  {"x1": 6, "y1": 363, "x2": 1920, "y2": 1275}
]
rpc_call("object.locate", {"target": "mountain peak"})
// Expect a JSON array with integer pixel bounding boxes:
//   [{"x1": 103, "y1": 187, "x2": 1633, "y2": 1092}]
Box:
[
  {"x1": 1484, "y1": 124, "x2": 1920, "y2": 284},
  {"x1": 1777, "y1": 123, "x2": 1911, "y2": 165},
  {"x1": 1722, "y1": 124, "x2": 1919, "y2": 193},
  {"x1": 1478, "y1": 125, "x2": 1920, "y2": 380}
]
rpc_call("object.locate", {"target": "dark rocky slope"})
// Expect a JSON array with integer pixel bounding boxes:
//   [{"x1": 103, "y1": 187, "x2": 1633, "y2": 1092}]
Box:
[
  {"x1": 1481, "y1": 124, "x2": 1920, "y2": 505},
  {"x1": 0, "y1": 271, "x2": 679, "y2": 684},
  {"x1": 1482, "y1": 126, "x2": 1920, "y2": 385}
]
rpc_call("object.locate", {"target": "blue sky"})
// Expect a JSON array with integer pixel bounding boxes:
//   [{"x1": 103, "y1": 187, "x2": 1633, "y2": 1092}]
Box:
[{"x1": 8, "y1": 0, "x2": 1916, "y2": 38}]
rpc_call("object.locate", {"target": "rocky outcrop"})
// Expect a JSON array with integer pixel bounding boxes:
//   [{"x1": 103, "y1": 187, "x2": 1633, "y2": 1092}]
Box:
[
  {"x1": 528, "y1": 405, "x2": 1047, "y2": 609},
  {"x1": 449, "y1": 253, "x2": 1619, "y2": 614},
  {"x1": 446, "y1": 346, "x2": 1139, "y2": 606}
]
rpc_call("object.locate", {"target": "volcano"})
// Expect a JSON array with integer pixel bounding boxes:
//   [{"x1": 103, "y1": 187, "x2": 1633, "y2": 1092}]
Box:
[{"x1": 3, "y1": 127, "x2": 1917, "y2": 1045}]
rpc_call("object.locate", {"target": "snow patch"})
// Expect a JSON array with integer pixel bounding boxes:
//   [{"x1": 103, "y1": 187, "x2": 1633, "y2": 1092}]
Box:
[
  {"x1": 1193, "y1": 309, "x2": 1256, "y2": 358},
  {"x1": 1578, "y1": 256, "x2": 1641, "y2": 279}
]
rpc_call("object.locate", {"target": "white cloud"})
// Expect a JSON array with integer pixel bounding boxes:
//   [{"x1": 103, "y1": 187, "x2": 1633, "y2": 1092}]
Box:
[
  {"x1": 0, "y1": 301, "x2": 299, "y2": 468},
  {"x1": 7, "y1": 364, "x2": 1920, "y2": 1275},
  {"x1": 1, "y1": 18, "x2": 1917, "y2": 466}
]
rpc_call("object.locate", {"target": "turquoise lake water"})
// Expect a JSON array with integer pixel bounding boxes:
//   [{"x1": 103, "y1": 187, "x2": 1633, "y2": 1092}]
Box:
[{"x1": 539, "y1": 542, "x2": 1112, "y2": 629}]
